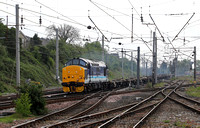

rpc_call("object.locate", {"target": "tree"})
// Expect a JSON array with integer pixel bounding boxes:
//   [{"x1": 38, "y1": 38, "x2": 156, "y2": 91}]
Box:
[
  {"x1": 0, "y1": 23, "x2": 16, "y2": 57},
  {"x1": 19, "y1": 84, "x2": 47, "y2": 115},
  {"x1": 15, "y1": 93, "x2": 32, "y2": 117},
  {"x1": 30, "y1": 34, "x2": 42, "y2": 46},
  {"x1": 46, "y1": 24, "x2": 80, "y2": 44}
]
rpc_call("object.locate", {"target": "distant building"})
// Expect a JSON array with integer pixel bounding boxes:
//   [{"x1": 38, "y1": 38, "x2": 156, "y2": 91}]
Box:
[
  {"x1": 40, "y1": 38, "x2": 50, "y2": 46},
  {"x1": 19, "y1": 31, "x2": 50, "y2": 48},
  {"x1": 19, "y1": 31, "x2": 30, "y2": 48},
  {"x1": 110, "y1": 53, "x2": 119, "y2": 58}
]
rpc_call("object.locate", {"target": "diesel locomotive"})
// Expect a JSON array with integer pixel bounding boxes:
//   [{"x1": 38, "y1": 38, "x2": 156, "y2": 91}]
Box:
[{"x1": 62, "y1": 58, "x2": 108, "y2": 92}]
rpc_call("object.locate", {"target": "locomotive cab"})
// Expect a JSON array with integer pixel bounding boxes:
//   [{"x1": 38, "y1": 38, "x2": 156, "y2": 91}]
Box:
[
  {"x1": 62, "y1": 58, "x2": 108, "y2": 93},
  {"x1": 62, "y1": 58, "x2": 87, "y2": 92}
]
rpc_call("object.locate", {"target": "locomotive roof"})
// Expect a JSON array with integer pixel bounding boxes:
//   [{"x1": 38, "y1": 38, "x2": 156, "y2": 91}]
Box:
[{"x1": 79, "y1": 58, "x2": 106, "y2": 67}]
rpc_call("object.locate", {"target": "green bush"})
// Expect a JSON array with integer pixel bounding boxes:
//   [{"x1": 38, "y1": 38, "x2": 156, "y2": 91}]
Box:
[
  {"x1": 15, "y1": 93, "x2": 32, "y2": 116},
  {"x1": 19, "y1": 84, "x2": 47, "y2": 115}
]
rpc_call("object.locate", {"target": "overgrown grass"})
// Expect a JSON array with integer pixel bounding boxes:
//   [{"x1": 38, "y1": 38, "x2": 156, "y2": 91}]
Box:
[
  {"x1": 0, "y1": 49, "x2": 60, "y2": 93},
  {"x1": 146, "y1": 82, "x2": 165, "y2": 88},
  {"x1": 154, "y1": 82, "x2": 165, "y2": 88},
  {"x1": 186, "y1": 86, "x2": 200, "y2": 97},
  {"x1": 170, "y1": 77, "x2": 176, "y2": 81},
  {"x1": 0, "y1": 113, "x2": 32, "y2": 123},
  {"x1": 163, "y1": 120, "x2": 170, "y2": 123},
  {"x1": 177, "y1": 76, "x2": 193, "y2": 81},
  {"x1": 173, "y1": 121, "x2": 192, "y2": 127}
]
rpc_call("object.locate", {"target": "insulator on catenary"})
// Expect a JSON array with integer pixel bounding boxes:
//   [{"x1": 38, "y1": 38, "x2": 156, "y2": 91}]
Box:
[
  {"x1": 39, "y1": 16, "x2": 42, "y2": 26},
  {"x1": 141, "y1": 14, "x2": 143, "y2": 23},
  {"x1": 21, "y1": 15, "x2": 23, "y2": 24}
]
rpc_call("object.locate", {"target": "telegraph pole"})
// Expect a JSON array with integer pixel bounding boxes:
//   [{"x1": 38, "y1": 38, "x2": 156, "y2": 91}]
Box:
[
  {"x1": 6, "y1": 16, "x2": 8, "y2": 26},
  {"x1": 137, "y1": 47, "x2": 140, "y2": 89},
  {"x1": 56, "y1": 29, "x2": 59, "y2": 81},
  {"x1": 102, "y1": 35, "x2": 105, "y2": 62},
  {"x1": 174, "y1": 53, "x2": 177, "y2": 78},
  {"x1": 16, "y1": 4, "x2": 20, "y2": 86},
  {"x1": 131, "y1": 8, "x2": 133, "y2": 44},
  {"x1": 131, "y1": 8, "x2": 134, "y2": 78},
  {"x1": 194, "y1": 46, "x2": 196, "y2": 87},
  {"x1": 155, "y1": 34, "x2": 157, "y2": 83},
  {"x1": 131, "y1": 52, "x2": 133, "y2": 77},
  {"x1": 146, "y1": 61, "x2": 148, "y2": 77},
  {"x1": 122, "y1": 48, "x2": 124, "y2": 78},
  {"x1": 152, "y1": 32, "x2": 157, "y2": 86}
]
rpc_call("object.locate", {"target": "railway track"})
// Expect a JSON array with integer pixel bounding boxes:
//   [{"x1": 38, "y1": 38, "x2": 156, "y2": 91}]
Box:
[
  {"x1": 4, "y1": 80, "x2": 200, "y2": 127},
  {"x1": 0, "y1": 88, "x2": 63, "y2": 109},
  {"x1": 42, "y1": 80, "x2": 178, "y2": 127},
  {"x1": 44, "y1": 89, "x2": 163, "y2": 128},
  {"x1": 0, "y1": 74, "x2": 170, "y2": 111},
  {"x1": 0, "y1": 93, "x2": 86, "y2": 111},
  {"x1": 11, "y1": 90, "x2": 113, "y2": 128},
  {"x1": 42, "y1": 80, "x2": 200, "y2": 128},
  {"x1": 0, "y1": 87, "x2": 161, "y2": 111},
  {"x1": 139, "y1": 83, "x2": 200, "y2": 128},
  {"x1": 93, "y1": 81, "x2": 199, "y2": 128},
  {"x1": 10, "y1": 86, "x2": 162, "y2": 128},
  {"x1": 170, "y1": 90, "x2": 200, "y2": 111}
]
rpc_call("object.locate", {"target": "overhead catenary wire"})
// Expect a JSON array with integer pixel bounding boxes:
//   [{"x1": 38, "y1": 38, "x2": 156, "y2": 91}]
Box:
[
  {"x1": 88, "y1": 16, "x2": 109, "y2": 42},
  {"x1": 0, "y1": 1, "x2": 87, "y2": 27},
  {"x1": 127, "y1": 0, "x2": 140, "y2": 18},
  {"x1": 90, "y1": 0, "x2": 131, "y2": 32},
  {"x1": 172, "y1": 12, "x2": 195, "y2": 42},
  {"x1": 0, "y1": 2, "x2": 134, "y2": 42},
  {"x1": 0, "y1": 8, "x2": 132, "y2": 43},
  {"x1": 89, "y1": 0, "x2": 155, "y2": 53},
  {"x1": 1, "y1": 1, "x2": 200, "y2": 61},
  {"x1": 34, "y1": 0, "x2": 87, "y2": 27},
  {"x1": 149, "y1": 14, "x2": 165, "y2": 42},
  {"x1": 89, "y1": 0, "x2": 130, "y2": 17}
]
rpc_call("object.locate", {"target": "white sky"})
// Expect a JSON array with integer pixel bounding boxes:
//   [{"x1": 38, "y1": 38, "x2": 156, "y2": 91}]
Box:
[{"x1": 0, "y1": 0, "x2": 200, "y2": 65}]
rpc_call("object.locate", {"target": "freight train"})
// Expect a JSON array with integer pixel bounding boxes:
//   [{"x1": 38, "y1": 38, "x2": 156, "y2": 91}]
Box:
[{"x1": 62, "y1": 58, "x2": 108, "y2": 92}]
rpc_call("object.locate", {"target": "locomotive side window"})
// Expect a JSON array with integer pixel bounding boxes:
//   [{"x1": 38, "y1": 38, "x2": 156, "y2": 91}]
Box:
[
  {"x1": 96, "y1": 67, "x2": 100, "y2": 75},
  {"x1": 92, "y1": 67, "x2": 96, "y2": 75},
  {"x1": 66, "y1": 60, "x2": 72, "y2": 66},
  {"x1": 80, "y1": 60, "x2": 86, "y2": 66}
]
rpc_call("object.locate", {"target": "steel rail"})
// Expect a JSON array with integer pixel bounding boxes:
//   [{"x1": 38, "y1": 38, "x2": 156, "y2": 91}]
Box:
[
  {"x1": 46, "y1": 102, "x2": 158, "y2": 128},
  {"x1": 168, "y1": 96, "x2": 200, "y2": 114},
  {"x1": 80, "y1": 102, "x2": 158, "y2": 128},
  {"x1": 173, "y1": 90, "x2": 200, "y2": 105},
  {"x1": 132, "y1": 84, "x2": 181, "y2": 128},
  {"x1": 97, "y1": 87, "x2": 165, "y2": 128},
  {"x1": 11, "y1": 93, "x2": 98, "y2": 128},
  {"x1": 67, "y1": 91, "x2": 113, "y2": 120},
  {"x1": 44, "y1": 102, "x2": 139, "y2": 128}
]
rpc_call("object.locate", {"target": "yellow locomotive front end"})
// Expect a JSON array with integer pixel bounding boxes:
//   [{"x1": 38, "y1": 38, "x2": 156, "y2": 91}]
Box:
[{"x1": 62, "y1": 65, "x2": 85, "y2": 92}]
